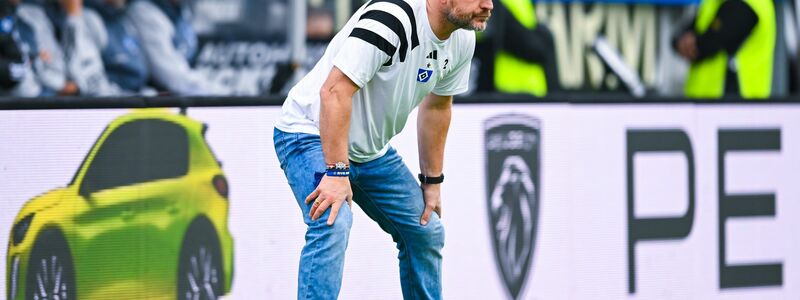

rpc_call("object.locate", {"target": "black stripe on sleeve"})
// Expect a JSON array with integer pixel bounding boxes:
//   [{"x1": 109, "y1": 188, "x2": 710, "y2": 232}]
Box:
[
  {"x1": 366, "y1": 0, "x2": 419, "y2": 51},
  {"x1": 349, "y1": 28, "x2": 398, "y2": 65},
  {"x1": 359, "y1": 10, "x2": 409, "y2": 62}
]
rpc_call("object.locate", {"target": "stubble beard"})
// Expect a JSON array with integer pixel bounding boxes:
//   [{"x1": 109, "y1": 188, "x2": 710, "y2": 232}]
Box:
[{"x1": 445, "y1": 8, "x2": 488, "y2": 32}]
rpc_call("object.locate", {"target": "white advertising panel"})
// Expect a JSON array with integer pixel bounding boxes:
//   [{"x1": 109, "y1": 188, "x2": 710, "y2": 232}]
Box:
[{"x1": 1, "y1": 103, "x2": 798, "y2": 299}]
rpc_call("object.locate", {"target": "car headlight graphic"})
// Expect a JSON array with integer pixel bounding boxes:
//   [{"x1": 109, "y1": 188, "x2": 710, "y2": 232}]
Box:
[{"x1": 12, "y1": 213, "x2": 34, "y2": 246}]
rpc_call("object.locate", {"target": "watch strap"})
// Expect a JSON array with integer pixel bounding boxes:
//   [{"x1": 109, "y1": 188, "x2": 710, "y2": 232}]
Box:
[{"x1": 418, "y1": 173, "x2": 444, "y2": 184}]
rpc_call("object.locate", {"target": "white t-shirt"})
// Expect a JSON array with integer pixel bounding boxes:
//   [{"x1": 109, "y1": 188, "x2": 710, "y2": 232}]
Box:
[{"x1": 275, "y1": 0, "x2": 475, "y2": 163}]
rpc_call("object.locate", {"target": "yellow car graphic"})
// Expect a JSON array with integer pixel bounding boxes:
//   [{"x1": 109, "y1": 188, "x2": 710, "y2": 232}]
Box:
[{"x1": 6, "y1": 109, "x2": 234, "y2": 300}]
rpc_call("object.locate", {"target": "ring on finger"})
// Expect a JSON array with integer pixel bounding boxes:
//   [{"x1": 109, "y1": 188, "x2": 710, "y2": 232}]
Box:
[{"x1": 313, "y1": 198, "x2": 323, "y2": 206}]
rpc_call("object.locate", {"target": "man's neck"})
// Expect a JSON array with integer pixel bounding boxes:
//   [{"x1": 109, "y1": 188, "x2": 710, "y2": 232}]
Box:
[{"x1": 426, "y1": 0, "x2": 457, "y2": 40}]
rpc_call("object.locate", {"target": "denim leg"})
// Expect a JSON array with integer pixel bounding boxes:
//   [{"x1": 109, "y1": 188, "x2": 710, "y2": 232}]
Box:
[
  {"x1": 350, "y1": 148, "x2": 444, "y2": 300},
  {"x1": 274, "y1": 128, "x2": 353, "y2": 300}
]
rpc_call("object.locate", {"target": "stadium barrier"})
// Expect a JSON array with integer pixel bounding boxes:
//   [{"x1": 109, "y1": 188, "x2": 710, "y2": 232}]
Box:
[{"x1": 2, "y1": 94, "x2": 798, "y2": 299}]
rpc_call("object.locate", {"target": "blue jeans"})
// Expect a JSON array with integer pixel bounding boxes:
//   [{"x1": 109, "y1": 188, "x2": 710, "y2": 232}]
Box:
[{"x1": 274, "y1": 128, "x2": 444, "y2": 300}]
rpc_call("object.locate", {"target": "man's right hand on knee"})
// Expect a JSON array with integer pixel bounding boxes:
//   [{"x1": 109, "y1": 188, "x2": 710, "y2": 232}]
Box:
[{"x1": 305, "y1": 176, "x2": 353, "y2": 226}]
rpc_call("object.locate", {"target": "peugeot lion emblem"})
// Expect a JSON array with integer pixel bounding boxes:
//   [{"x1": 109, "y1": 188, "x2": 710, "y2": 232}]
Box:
[{"x1": 485, "y1": 114, "x2": 540, "y2": 300}]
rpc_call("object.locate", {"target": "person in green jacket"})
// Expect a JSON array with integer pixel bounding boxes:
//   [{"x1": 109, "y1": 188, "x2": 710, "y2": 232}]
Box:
[
  {"x1": 674, "y1": 0, "x2": 775, "y2": 99},
  {"x1": 476, "y1": 0, "x2": 557, "y2": 97}
]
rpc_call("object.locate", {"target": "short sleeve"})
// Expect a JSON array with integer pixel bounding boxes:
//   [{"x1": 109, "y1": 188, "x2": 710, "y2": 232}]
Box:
[
  {"x1": 433, "y1": 33, "x2": 475, "y2": 96},
  {"x1": 332, "y1": 15, "x2": 402, "y2": 87}
]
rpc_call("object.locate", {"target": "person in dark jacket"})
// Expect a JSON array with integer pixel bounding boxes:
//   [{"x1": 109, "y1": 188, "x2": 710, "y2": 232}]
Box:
[
  {"x1": 0, "y1": 0, "x2": 39, "y2": 95},
  {"x1": 0, "y1": 0, "x2": 26, "y2": 89},
  {"x1": 86, "y1": 0, "x2": 151, "y2": 94}
]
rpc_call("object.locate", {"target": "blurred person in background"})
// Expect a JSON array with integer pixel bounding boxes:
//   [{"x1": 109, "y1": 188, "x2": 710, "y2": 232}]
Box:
[
  {"x1": 307, "y1": 6, "x2": 335, "y2": 42},
  {"x1": 16, "y1": 0, "x2": 78, "y2": 95},
  {"x1": 128, "y1": 0, "x2": 229, "y2": 96},
  {"x1": 269, "y1": 7, "x2": 336, "y2": 95},
  {"x1": 85, "y1": 0, "x2": 152, "y2": 95},
  {"x1": 22, "y1": 0, "x2": 128, "y2": 96},
  {"x1": 674, "y1": 0, "x2": 775, "y2": 99},
  {"x1": 475, "y1": 0, "x2": 557, "y2": 97},
  {"x1": 0, "y1": 0, "x2": 42, "y2": 96}
]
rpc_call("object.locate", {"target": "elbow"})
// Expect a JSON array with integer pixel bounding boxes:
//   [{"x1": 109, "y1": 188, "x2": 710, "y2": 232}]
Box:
[
  {"x1": 320, "y1": 82, "x2": 351, "y2": 105},
  {"x1": 319, "y1": 84, "x2": 333, "y2": 102},
  {"x1": 319, "y1": 69, "x2": 358, "y2": 105},
  {"x1": 319, "y1": 84, "x2": 341, "y2": 112}
]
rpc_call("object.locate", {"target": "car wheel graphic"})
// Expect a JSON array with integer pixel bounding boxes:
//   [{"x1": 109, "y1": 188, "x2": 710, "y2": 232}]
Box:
[
  {"x1": 25, "y1": 229, "x2": 76, "y2": 300},
  {"x1": 177, "y1": 218, "x2": 224, "y2": 300}
]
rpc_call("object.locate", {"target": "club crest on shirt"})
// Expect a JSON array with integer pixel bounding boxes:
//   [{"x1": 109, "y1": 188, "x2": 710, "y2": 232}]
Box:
[{"x1": 417, "y1": 68, "x2": 433, "y2": 83}]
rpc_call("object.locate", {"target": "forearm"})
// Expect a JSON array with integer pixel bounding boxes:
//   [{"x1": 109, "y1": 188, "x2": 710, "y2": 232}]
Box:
[
  {"x1": 417, "y1": 95, "x2": 452, "y2": 176},
  {"x1": 319, "y1": 82, "x2": 352, "y2": 165}
]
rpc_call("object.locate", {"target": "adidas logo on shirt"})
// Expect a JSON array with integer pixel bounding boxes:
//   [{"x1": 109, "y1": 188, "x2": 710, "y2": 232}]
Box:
[{"x1": 426, "y1": 50, "x2": 438, "y2": 60}]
